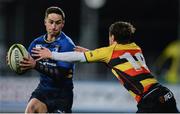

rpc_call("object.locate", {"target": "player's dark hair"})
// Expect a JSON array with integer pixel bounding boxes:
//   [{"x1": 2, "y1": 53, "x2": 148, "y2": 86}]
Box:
[
  {"x1": 109, "y1": 21, "x2": 136, "y2": 43},
  {"x1": 45, "y1": 6, "x2": 65, "y2": 20}
]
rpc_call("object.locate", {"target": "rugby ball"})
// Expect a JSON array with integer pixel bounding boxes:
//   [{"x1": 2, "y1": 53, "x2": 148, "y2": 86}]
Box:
[{"x1": 7, "y1": 44, "x2": 28, "y2": 74}]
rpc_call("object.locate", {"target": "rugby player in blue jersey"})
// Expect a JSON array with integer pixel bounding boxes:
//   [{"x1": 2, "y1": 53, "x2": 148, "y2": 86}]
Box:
[{"x1": 19, "y1": 6, "x2": 75, "y2": 113}]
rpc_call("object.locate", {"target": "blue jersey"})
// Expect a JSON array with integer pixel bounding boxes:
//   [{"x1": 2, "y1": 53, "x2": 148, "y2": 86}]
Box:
[{"x1": 28, "y1": 32, "x2": 75, "y2": 90}]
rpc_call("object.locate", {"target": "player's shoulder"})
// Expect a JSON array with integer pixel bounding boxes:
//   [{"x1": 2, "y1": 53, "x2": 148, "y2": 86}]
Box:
[
  {"x1": 98, "y1": 44, "x2": 116, "y2": 50},
  {"x1": 31, "y1": 35, "x2": 45, "y2": 43},
  {"x1": 91, "y1": 44, "x2": 114, "y2": 54},
  {"x1": 115, "y1": 42, "x2": 141, "y2": 50},
  {"x1": 60, "y1": 32, "x2": 72, "y2": 40},
  {"x1": 59, "y1": 32, "x2": 75, "y2": 45}
]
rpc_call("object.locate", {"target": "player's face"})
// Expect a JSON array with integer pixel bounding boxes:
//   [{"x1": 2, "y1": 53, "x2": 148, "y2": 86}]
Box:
[{"x1": 45, "y1": 13, "x2": 64, "y2": 37}]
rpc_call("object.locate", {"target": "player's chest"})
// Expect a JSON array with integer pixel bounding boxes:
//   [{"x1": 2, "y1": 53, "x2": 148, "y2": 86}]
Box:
[{"x1": 35, "y1": 43, "x2": 61, "y2": 52}]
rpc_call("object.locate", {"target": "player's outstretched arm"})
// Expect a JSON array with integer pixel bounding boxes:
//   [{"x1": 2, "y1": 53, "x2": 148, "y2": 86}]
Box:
[
  {"x1": 74, "y1": 46, "x2": 89, "y2": 52},
  {"x1": 31, "y1": 47, "x2": 87, "y2": 63}
]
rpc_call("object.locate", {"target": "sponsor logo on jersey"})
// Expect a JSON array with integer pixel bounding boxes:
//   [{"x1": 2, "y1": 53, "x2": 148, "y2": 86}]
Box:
[
  {"x1": 53, "y1": 45, "x2": 60, "y2": 52},
  {"x1": 35, "y1": 44, "x2": 43, "y2": 49}
]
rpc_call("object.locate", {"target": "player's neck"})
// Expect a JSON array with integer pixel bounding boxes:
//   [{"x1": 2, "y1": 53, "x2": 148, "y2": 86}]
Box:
[
  {"x1": 46, "y1": 34, "x2": 57, "y2": 42},
  {"x1": 47, "y1": 36, "x2": 55, "y2": 41},
  {"x1": 110, "y1": 41, "x2": 117, "y2": 45},
  {"x1": 46, "y1": 32, "x2": 61, "y2": 42}
]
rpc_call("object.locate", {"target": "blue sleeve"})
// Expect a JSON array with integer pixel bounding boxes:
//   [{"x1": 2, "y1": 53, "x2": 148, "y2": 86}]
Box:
[
  {"x1": 61, "y1": 38, "x2": 76, "y2": 52},
  {"x1": 28, "y1": 39, "x2": 38, "y2": 55}
]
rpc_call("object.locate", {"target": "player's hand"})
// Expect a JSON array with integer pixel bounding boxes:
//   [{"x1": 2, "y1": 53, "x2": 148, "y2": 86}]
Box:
[
  {"x1": 6, "y1": 53, "x2": 10, "y2": 66},
  {"x1": 74, "y1": 46, "x2": 89, "y2": 52},
  {"x1": 31, "y1": 47, "x2": 52, "y2": 61},
  {"x1": 19, "y1": 54, "x2": 36, "y2": 71}
]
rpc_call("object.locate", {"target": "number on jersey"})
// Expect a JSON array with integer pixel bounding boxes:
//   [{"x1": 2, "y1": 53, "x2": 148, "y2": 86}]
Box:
[{"x1": 119, "y1": 52, "x2": 149, "y2": 71}]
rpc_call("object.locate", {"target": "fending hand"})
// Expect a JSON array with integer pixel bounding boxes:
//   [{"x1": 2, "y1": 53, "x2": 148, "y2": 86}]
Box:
[
  {"x1": 74, "y1": 46, "x2": 89, "y2": 52},
  {"x1": 31, "y1": 47, "x2": 52, "y2": 61}
]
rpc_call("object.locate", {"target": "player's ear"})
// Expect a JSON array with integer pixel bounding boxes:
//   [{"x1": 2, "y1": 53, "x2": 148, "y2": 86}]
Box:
[
  {"x1": 110, "y1": 35, "x2": 115, "y2": 42},
  {"x1": 61, "y1": 20, "x2": 65, "y2": 28},
  {"x1": 109, "y1": 35, "x2": 115, "y2": 45},
  {"x1": 111, "y1": 35, "x2": 115, "y2": 41},
  {"x1": 44, "y1": 18, "x2": 47, "y2": 25}
]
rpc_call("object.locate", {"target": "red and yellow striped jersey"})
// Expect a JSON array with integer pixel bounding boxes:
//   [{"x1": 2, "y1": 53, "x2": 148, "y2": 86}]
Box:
[{"x1": 84, "y1": 42, "x2": 158, "y2": 102}]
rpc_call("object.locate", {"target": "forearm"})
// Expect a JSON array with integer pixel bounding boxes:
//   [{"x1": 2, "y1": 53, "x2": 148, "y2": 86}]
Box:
[{"x1": 51, "y1": 51, "x2": 87, "y2": 62}]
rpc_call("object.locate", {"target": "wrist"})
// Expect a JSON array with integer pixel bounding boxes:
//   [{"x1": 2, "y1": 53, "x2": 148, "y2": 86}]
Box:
[
  {"x1": 51, "y1": 52, "x2": 55, "y2": 59},
  {"x1": 35, "y1": 61, "x2": 43, "y2": 70},
  {"x1": 49, "y1": 52, "x2": 53, "y2": 59},
  {"x1": 32, "y1": 61, "x2": 36, "y2": 69}
]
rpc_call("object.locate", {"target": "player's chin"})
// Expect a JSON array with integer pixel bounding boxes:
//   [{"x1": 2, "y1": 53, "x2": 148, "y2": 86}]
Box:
[{"x1": 50, "y1": 32, "x2": 59, "y2": 36}]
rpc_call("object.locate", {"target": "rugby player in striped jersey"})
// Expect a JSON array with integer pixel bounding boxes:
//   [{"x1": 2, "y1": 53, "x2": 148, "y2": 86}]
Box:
[{"x1": 32, "y1": 21, "x2": 179, "y2": 113}]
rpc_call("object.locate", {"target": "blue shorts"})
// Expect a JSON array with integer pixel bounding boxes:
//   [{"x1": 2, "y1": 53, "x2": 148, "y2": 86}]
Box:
[{"x1": 29, "y1": 85, "x2": 73, "y2": 113}]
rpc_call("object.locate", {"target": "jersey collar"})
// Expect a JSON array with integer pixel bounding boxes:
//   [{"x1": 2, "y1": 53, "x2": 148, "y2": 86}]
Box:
[{"x1": 43, "y1": 32, "x2": 62, "y2": 43}]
